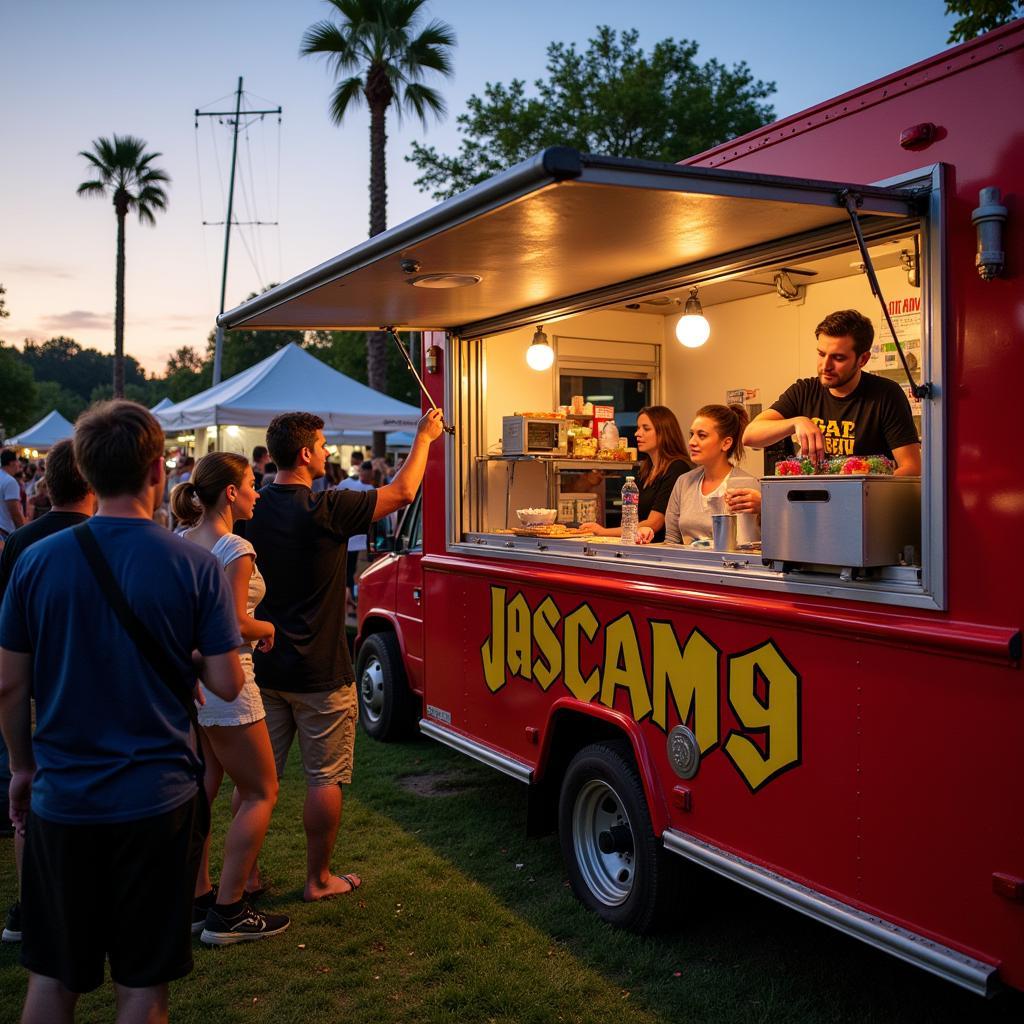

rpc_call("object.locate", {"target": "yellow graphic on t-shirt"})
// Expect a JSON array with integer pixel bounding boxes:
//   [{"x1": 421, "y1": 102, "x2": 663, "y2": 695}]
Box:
[{"x1": 811, "y1": 418, "x2": 855, "y2": 455}]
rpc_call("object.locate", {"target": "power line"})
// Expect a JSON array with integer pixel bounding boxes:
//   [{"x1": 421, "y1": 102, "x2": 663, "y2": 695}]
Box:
[{"x1": 194, "y1": 77, "x2": 282, "y2": 384}]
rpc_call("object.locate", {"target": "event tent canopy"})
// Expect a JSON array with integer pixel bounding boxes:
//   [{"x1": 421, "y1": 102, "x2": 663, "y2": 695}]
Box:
[
  {"x1": 154, "y1": 343, "x2": 422, "y2": 432},
  {"x1": 4, "y1": 409, "x2": 75, "y2": 450},
  {"x1": 150, "y1": 397, "x2": 174, "y2": 412}
]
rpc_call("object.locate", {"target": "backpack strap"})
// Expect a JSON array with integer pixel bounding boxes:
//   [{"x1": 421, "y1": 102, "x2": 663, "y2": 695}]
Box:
[{"x1": 73, "y1": 523, "x2": 204, "y2": 774}]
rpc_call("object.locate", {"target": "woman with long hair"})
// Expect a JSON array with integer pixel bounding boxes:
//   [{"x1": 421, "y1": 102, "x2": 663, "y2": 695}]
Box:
[
  {"x1": 170, "y1": 453, "x2": 289, "y2": 945},
  {"x1": 579, "y1": 405, "x2": 692, "y2": 542},
  {"x1": 641, "y1": 403, "x2": 762, "y2": 545}
]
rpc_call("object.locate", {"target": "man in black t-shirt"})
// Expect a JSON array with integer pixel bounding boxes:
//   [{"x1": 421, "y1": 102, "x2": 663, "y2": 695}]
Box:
[
  {"x1": 744, "y1": 309, "x2": 921, "y2": 476},
  {"x1": 244, "y1": 408, "x2": 443, "y2": 901}
]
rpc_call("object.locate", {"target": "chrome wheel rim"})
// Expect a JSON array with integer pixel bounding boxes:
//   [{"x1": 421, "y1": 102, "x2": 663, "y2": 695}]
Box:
[
  {"x1": 572, "y1": 779, "x2": 634, "y2": 906},
  {"x1": 359, "y1": 655, "x2": 385, "y2": 724}
]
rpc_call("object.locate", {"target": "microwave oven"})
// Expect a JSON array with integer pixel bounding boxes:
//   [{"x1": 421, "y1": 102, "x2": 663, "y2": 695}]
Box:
[{"x1": 502, "y1": 415, "x2": 568, "y2": 455}]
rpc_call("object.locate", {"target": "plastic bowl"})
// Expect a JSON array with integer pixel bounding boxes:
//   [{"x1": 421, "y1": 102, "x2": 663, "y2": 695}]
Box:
[{"x1": 516, "y1": 508, "x2": 558, "y2": 526}]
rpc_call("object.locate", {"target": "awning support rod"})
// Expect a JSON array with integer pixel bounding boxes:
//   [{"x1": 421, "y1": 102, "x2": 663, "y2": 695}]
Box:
[
  {"x1": 384, "y1": 327, "x2": 455, "y2": 434},
  {"x1": 841, "y1": 190, "x2": 932, "y2": 400}
]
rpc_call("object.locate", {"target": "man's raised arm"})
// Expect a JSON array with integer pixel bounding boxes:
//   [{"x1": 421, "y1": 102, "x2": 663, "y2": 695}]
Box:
[{"x1": 373, "y1": 409, "x2": 445, "y2": 521}]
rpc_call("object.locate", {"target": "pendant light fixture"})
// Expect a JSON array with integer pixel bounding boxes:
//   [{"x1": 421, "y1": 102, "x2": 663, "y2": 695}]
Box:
[
  {"x1": 526, "y1": 325, "x2": 555, "y2": 370},
  {"x1": 675, "y1": 287, "x2": 711, "y2": 348}
]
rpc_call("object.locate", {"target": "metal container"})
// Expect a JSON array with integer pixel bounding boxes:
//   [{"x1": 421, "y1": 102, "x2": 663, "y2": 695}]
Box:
[
  {"x1": 711, "y1": 514, "x2": 738, "y2": 551},
  {"x1": 761, "y1": 475, "x2": 921, "y2": 569}
]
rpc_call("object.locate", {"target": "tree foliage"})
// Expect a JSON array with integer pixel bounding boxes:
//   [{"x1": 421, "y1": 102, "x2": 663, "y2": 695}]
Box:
[
  {"x1": 306, "y1": 329, "x2": 421, "y2": 406},
  {"x1": 0, "y1": 283, "x2": 9, "y2": 320},
  {"x1": 0, "y1": 344, "x2": 37, "y2": 438},
  {"x1": 408, "y1": 26, "x2": 776, "y2": 201},
  {"x1": 946, "y1": 1, "x2": 1023, "y2": 41},
  {"x1": 77, "y1": 134, "x2": 170, "y2": 397},
  {"x1": 301, "y1": 0, "x2": 455, "y2": 453},
  {"x1": 30, "y1": 380, "x2": 87, "y2": 425},
  {"x1": 19, "y1": 336, "x2": 147, "y2": 403}
]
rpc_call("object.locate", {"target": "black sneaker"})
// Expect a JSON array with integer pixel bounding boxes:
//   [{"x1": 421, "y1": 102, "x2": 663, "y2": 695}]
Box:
[
  {"x1": 2, "y1": 901, "x2": 21, "y2": 943},
  {"x1": 200, "y1": 902, "x2": 290, "y2": 946},
  {"x1": 192, "y1": 886, "x2": 218, "y2": 936}
]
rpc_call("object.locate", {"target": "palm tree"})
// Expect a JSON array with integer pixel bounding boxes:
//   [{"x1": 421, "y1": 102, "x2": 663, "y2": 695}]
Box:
[
  {"x1": 301, "y1": 0, "x2": 455, "y2": 453},
  {"x1": 77, "y1": 135, "x2": 170, "y2": 398}
]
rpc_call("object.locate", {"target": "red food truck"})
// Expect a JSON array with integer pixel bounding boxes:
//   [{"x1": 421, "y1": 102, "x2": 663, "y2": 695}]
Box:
[{"x1": 219, "y1": 22, "x2": 1023, "y2": 994}]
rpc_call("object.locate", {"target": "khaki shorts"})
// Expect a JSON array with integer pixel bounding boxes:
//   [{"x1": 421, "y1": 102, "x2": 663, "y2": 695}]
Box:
[{"x1": 260, "y1": 684, "x2": 357, "y2": 786}]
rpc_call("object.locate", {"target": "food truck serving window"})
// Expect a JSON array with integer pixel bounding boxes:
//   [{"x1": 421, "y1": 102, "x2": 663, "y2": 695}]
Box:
[
  {"x1": 216, "y1": 151, "x2": 943, "y2": 610},
  {"x1": 438, "y1": 162, "x2": 944, "y2": 612}
]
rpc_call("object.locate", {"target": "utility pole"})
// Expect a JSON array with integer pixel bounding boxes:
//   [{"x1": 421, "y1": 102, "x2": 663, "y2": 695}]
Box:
[{"x1": 196, "y1": 77, "x2": 281, "y2": 384}]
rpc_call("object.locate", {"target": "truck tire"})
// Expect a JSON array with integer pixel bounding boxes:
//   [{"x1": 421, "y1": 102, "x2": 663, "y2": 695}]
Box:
[
  {"x1": 355, "y1": 632, "x2": 414, "y2": 741},
  {"x1": 558, "y1": 741, "x2": 676, "y2": 932}
]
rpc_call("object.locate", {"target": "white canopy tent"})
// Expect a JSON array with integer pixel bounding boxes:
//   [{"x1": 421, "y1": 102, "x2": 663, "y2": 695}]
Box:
[
  {"x1": 154, "y1": 343, "x2": 422, "y2": 432},
  {"x1": 150, "y1": 397, "x2": 174, "y2": 412},
  {"x1": 4, "y1": 409, "x2": 75, "y2": 451}
]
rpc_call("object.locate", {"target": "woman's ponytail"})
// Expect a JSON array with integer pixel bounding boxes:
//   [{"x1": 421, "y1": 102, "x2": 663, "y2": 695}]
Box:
[{"x1": 170, "y1": 481, "x2": 203, "y2": 527}]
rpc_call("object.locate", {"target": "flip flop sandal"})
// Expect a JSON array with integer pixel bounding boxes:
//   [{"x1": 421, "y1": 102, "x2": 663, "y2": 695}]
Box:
[{"x1": 339, "y1": 874, "x2": 361, "y2": 894}]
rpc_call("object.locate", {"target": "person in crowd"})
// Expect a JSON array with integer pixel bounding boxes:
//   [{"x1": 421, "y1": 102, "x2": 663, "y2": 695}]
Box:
[
  {"x1": 0, "y1": 439, "x2": 96, "y2": 941},
  {"x1": 260, "y1": 462, "x2": 278, "y2": 487},
  {"x1": 0, "y1": 401, "x2": 244, "y2": 1024},
  {"x1": 311, "y1": 460, "x2": 343, "y2": 494},
  {"x1": 743, "y1": 308, "x2": 921, "y2": 475},
  {"x1": 252, "y1": 446, "x2": 270, "y2": 490},
  {"x1": 336, "y1": 461, "x2": 375, "y2": 618},
  {"x1": 348, "y1": 449, "x2": 364, "y2": 478},
  {"x1": 0, "y1": 450, "x2": 26, "y2": 541},
  {"x1": 241, "y1": 408, "x2": 443, "y2": 900},
  {"x1": 642, "y1": 404, "x2": 761, "y2": 546},
  {"x1": 27, "y1": 479, "x2": 50, "y2": 521},
  {"x1": 171, "y1": 453, "x2": 288, "y2": 946},
  {"x1": 370, "y1": 457, "x2": 390, "y2": 487},
  {"x1": 579, "y1": 406, "x2": 692, "y2": 542},
  {"x1": 23, "y1": 463, "x2": 40, "y2": 500}
]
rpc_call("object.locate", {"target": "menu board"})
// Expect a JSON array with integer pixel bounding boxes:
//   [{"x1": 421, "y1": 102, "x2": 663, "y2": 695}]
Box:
[{"x1": 868, "y1": 295, "x2": 922, "y2": 375}]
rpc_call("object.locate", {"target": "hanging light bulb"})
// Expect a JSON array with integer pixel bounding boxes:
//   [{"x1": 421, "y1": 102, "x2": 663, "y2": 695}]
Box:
[
  {"x1": 526, "y1": 325, "x2": 555, "y2": 370},
  {"x1": 675, "y1": 287, "x2": 711, "y2": 348}
]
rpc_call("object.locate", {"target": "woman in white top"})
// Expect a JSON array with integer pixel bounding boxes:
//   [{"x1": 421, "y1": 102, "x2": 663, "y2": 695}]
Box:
[
  {"x1": 638, "y1": 403, "x2": 762, "y2": 545},
  {"x1": 171, "y1": 453, "x2": 282, "y2": 932}
]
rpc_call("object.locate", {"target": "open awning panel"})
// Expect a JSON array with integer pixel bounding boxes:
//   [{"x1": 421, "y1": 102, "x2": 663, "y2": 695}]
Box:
[{"x1": 220, "y1": 149, "x2": 921, "y2": 337}]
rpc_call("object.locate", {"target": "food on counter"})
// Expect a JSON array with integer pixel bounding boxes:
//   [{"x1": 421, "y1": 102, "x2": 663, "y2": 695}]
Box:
[
  {"x1": 514, "y1": 410, "x2": 565, "y2": 419},
  {"x1": 774, "y1": 454, "x2": 896, "y2": 476},
  {"x1": 573, "y1": 437, "x2": 598, "y2": 458},
  {"x1": 597, "y1": 448, "x2": 633, "y2": 462},
  {"x1": 513, "y1": 524, "x2": 588, "y2": 536},
  {"x1": 516, "y1": 507, "x2": 558, "y2": 526}
]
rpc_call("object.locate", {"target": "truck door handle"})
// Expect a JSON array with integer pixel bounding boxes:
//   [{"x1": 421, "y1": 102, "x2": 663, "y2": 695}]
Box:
[{"x1": 413, "y1": 588, "x2": 422, "y2": 601}]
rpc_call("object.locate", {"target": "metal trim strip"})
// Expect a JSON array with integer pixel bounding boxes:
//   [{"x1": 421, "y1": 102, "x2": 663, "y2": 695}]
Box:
[
  {"x1": 419, "y1": 719, "x2": 533, "y2": 783},
  {"x1": 662, "y1": 830, "x2": 997, "y2": 996}
]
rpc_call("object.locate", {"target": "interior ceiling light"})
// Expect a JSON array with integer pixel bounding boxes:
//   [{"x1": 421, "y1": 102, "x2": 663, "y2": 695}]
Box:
[
  {"x1": 675, "y1": 287, "x2": 711, "y2": 348},
  {"x1": 408, "y1": 273, "x2": 482, "y2": 289},
  {"x1": 526, "y1": 325, "x2": 555, "y2": 371}
]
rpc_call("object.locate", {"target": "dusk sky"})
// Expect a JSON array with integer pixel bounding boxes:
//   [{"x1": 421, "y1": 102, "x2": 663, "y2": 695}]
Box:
[{"x1": 2, "y1": 1, "x2": 958, "y2": 375}]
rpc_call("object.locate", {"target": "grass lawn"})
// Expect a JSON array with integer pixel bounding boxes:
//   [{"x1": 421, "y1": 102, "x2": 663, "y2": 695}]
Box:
[{"x1": 2, "y1": 729, "x2": 1022, "y2": 1023}]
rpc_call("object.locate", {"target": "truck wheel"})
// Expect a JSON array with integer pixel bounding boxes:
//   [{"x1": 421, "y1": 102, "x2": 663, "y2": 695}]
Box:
[
  {"x1": 355, "y1": 632, "x2": 414, "y2": 741},
  {"x1": 558, "y1": 741, "x2": 675, "y2": 932}
]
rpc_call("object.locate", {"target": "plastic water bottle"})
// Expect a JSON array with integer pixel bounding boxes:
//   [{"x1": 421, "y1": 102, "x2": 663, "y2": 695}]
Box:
[{"x1": 621, "y1": 476, "x2": 640, "y2": 544}]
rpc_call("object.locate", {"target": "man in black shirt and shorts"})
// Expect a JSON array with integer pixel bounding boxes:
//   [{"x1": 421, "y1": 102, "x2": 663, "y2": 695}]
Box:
[
  {"x1": 245, "y1": 408, "x2": 443, "y2": 901},
  {"x1": 744, "y1": 309, "x2": 921, "y2": 476}
]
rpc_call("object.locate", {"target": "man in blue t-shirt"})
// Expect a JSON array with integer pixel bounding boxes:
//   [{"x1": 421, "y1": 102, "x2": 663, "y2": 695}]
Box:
[{"x1": 0, "y1": 401, "x2": 244, "y2": 1024}]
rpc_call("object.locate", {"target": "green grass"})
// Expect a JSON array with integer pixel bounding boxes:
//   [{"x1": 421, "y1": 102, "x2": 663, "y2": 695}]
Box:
[{"x1": 2, "y1": 730, "x2": 1022, "y2": 1023}]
